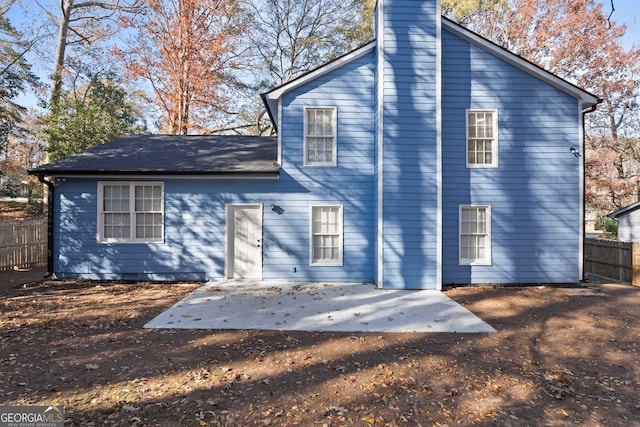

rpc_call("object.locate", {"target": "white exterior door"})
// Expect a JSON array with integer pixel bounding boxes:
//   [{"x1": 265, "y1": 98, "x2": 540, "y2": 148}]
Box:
[{"x1": 227, "y1": 205, "x2": 262, "y2": 279}]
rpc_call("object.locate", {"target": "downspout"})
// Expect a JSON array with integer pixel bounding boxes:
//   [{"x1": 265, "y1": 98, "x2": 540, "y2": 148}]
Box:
[
  {"x1": 581, "y1": 101, "x2": 601, "y2": 282},
  {"x1": 37, "y1": 175, "x2": 54, "y2": 278}
]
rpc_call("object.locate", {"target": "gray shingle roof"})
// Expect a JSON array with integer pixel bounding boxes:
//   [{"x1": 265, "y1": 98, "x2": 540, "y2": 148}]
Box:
[{"x1": 29, "y1": 134, "x2": 279, "y2": 177}]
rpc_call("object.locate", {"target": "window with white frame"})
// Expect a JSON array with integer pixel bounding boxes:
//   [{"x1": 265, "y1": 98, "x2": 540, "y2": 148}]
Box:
[
  {"x1": 98, "y1": 182, "x2": 164, "y2": 243},
  {"x1": 310, "y1": 205, "x2": 343, "y2": 265},
  {"x1": 467, "y1": 109, "x2": 498, "y2": 168},
  {"x1": 304, "y1": 107, "x2": 337, "y2": 166},
  {"x1": 459, "y1": 205, "x2": 491, "y2": 265}
]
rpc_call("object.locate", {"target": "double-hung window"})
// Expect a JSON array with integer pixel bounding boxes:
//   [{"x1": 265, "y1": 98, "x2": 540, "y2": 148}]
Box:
[
  {"x1": 459, "y1": 205, "x2": 491, "y2": 265},
  {"x1": 98, "y1": 182, "x2": 164, "y2": 243},
  {"x1": 467, "y1": 109, "x2": 498, "y2": 168},
  {"x1": 310, "y1": 205, "x2": 343, "y2": 266},
  {"x1": 304, "y1": 107, "x2": 337, "y2": 166}
]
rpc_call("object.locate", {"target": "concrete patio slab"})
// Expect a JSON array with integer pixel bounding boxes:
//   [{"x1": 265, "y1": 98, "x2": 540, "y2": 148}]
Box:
[{"x1": 144, "y1": 281, "x2": 495, "y2": 333}]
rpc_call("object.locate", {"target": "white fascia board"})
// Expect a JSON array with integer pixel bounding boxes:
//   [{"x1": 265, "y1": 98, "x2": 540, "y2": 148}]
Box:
[
  {"x1": 608, "y1": 201, "x2": 640, "y2": 219},
  {"x1": 441, "y1": 19, "x2": 600, "y2": 110},
  {"x1": 262, "y1": 41, "x2": 376, "y2": 127},
  {"x1": 49, "y1": 173, "x2": 280, "y2": 180}
]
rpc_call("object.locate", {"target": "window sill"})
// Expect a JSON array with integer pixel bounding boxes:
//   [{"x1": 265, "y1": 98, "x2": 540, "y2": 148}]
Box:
[
  {"x1": 466, "y1": 164, "x2": 498, "y2": 169},
  {"x1": 459, "y1": 260, "x2": 492, "y2": 266},
  {"x1": 98, "y1": 240, "x2": 165, "y2": 245},
  {"x1": 310, "y1": 262, "x2": 343, "y2": 267}
]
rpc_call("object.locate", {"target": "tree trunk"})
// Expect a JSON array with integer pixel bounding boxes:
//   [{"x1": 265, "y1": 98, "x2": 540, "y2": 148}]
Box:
[{"x1": 50, "y1": 0, "x2": 73, "y2": 110}]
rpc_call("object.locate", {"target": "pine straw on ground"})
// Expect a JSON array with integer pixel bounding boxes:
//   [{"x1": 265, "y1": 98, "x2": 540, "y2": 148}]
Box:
[
  {"x1": 1, "y1": 278, "x2": 639, "y2": 426},
  {"x1": 0, "y1": 200, "x2": 45, "y2": 220}
]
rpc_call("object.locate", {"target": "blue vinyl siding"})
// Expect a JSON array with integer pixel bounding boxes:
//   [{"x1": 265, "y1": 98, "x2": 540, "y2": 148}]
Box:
[
  {"x1": 379, "y1": 0, "x2": 439, "y2": 289},
  {"x1": 441, "y1": 29, "x2": 582, "y2": 284},
  {"x1": 54, "y1": 178, "x2": 273, "y2": 281},
  {"x1": 50, "y1": 7, "x2": 589, "y2": 287},
  {"x1": 277, "y1": 51, "x2": 376, "y2": 281},
  {"x1": 53, "y1": 175, "x2": 376, "y2": 282},
  {"x1": 52, "y1": 52, "x2": 376, "y2": 282},
  {"x1": 53, "y1": 177, "x2": 375, "y2": 281}
]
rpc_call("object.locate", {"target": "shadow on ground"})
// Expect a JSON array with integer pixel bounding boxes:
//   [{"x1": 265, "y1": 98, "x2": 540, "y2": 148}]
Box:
[{"x1": 1, "y1": 273, "x2": 638, "y2": 426}]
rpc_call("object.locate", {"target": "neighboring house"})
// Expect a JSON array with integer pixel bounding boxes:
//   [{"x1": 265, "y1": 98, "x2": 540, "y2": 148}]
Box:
[
  {"x1": 29, "y1": 0, "x2": 600, "y2": 289},
  {"x1": 608, "y1": 202, "x2": 640, "y2": 242}
]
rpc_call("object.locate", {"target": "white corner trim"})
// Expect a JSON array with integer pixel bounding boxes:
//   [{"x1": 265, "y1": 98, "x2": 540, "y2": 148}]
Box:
[
  {"x1": 277, "y1": 101, "x2": 283, "y2": 165},
  {"x1": 376, "y1": 0, "x2": 385, "y2": 289},
  {"x1": 578, "y1": 101, "x2": 585, "y2": 281},
  {"x1": 436, "y1": 0, "x2": 443, "y2": 290}
]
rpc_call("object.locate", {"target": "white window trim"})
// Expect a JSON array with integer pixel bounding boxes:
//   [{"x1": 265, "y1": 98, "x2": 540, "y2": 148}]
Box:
[
  {"x1": 466, "y1": 109, "x2": 498, "y2": 168},
  {"x1": 303, "y1": 106, "x2": 337, "y2": 167},
  {"x1": 459, "y1": 205, "x2": 492, "y2": 266},
  {"x1": 97, "y1": 181, "x2": 164, "y2": 244},
  {"x1": 309, "y1": 204, "x2": 344, "y2": 266}
]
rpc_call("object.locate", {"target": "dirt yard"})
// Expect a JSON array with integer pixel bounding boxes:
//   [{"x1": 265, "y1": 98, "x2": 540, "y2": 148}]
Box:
[{"x1": 1, "y1": 272, "x2": 639, "y2": 427}]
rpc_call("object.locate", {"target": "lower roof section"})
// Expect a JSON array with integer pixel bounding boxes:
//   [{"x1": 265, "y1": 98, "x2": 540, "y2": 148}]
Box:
[{"x1": 29, "y1": 134, "x2": 279, "y2": 178}]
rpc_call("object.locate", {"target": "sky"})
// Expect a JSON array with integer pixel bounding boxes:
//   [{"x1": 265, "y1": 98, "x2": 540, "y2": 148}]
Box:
[
  {"x1": 5, "y1": 0, "x2": 640, "y2": 111},
  {"x1": 602, "y1": 0, "x2": 640, "y2": 48}
]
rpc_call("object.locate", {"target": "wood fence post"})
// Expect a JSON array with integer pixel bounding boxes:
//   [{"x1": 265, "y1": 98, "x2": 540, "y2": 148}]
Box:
[
  {"x1": 634, "y1": 242, "x2": 640, "y2": 287},
  {"x1": 619, "y1": 242, "x2": 624, "y2": 283}
]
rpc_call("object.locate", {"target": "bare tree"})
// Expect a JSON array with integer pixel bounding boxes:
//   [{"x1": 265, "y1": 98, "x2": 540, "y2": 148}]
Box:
[
  {"x1": 228, "y1": 0, "x2": 369, "y2": 136},
  {"x1": 45, "y1": 0, "x2": 141, "y2": 109},
  {"x1": 242, "y1": 0, "x2": 366, "y2": 88}
]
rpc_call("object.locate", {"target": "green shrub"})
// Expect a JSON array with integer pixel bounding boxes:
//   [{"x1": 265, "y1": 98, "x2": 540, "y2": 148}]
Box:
[
  {"x1": 600, "y1": 218, "x2": 618, "y2": 239},
  {"x1": 1, "y1": 173, "x2": 23, "y2": 198}
]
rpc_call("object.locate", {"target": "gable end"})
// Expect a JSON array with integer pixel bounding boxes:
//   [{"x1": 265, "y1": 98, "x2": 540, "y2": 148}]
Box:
[
  {"x1": 441, "y1": 17, "x2": 600, "y2": 110},
  {"x1": 261, "y1": 41, "x2": 376, "y2": 131}
]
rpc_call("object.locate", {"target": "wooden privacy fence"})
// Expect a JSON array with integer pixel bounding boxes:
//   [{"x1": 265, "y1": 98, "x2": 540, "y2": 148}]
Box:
[
  {"x1": 584, "y1": 238, "x2": 640, "y2": 285},
  {"x1": 0, "y1": 219, "x2": 47, "y2": 271}
]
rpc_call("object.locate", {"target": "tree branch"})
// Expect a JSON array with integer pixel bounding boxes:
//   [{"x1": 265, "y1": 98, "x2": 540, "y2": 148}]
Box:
[
  {"x1": 608, "y1": 0, "x2": 615, "y2": 28},
  {"x1": 0, "y1": 31, "x2": 47, "y2": 76},
  {"x1": 71, "y1": 0, "x2": 142, "y2": 13}
]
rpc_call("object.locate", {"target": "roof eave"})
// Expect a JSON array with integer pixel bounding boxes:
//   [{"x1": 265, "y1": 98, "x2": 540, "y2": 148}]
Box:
[
  {"x1": 260, "y1": 92, "x2": 279, "y2": 133},
  {"x1": 607, "y1": 202, "x2": 640, "y2": 219},
  {"x1": 261, "y1": 41, "x2": 376, "y2": 130},
  {"x1": 28, "y1": 169, "x2": 281, "y2": 180}
]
